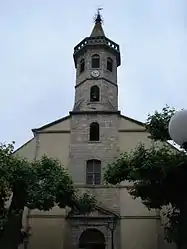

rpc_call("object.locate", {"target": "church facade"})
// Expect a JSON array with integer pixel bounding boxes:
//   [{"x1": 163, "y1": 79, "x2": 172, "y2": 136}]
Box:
[{"x1": 16, "y1": 12, "x2": 173, "y2": 249}]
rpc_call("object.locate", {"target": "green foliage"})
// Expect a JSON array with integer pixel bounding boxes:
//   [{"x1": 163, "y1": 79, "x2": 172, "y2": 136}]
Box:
[
  {"x1": 26, "y1": 156, "x2": 74, "y2": 210},
  {"x1": 72, "y1": 192, "x2": 96, "y2": 214},
  {"x1": 146, "y1": 105, "x2": 176, "y2": 141},
  {"x1": 0, "y1": 143, "x2": 95, "y2": 248},
  {"x1": 163, "y1": 207, "x2": 187, "y2": 245},
  {"x1": 0, "y1": 143, "x2": 96, "y2": 214},
  {"x1": 104, "y1": 143, "x2": 187, "y2": 245},
  {"x1": 105, "y1": 104, "x2": 187, "y2": 247},
  {"x1": 105, "y1": 143, "x2": 187, "y2": 208}
]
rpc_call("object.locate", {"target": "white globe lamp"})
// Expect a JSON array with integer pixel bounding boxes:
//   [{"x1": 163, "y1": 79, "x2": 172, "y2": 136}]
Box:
[{"x1": 168, "y1": 110, "x2": 187, "y2": 150}]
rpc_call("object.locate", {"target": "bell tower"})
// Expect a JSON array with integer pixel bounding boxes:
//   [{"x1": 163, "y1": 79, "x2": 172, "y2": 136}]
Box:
[
  {"x1": 68, "y1": 13, "x2": 121, "y2": 247},
  {"x1": 72, "y1": 10, "x2": 121, "y2": 112},
  {"x1": 69, "y1": 10, "x2": 121, "y2": 186}
]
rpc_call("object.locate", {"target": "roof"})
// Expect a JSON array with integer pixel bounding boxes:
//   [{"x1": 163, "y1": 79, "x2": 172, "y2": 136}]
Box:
[
  {"x1": 90, "y1": 22, "x2": 105, "y2": 37},
  {"x1": 14, "y1": 113, "x2": 146, "y2": 154},
  {"x1": 32, "y1": 112, "x2": 145, "y2": 133},
  {"x1": 90, "y1": 10, "x2": 105, "y2": 37},
  {"x1": 13, "y1": 137, "x2": 34, "y2": 154},
  {"x1": 120, "y1": 114, "x2": 145, "y2": 127},
  {"x1": 14, "y1": 112, "x2": 180, "y2": 155},
  {"x1": 32, "y1": 115, "x2": 70, "y2": 133}
]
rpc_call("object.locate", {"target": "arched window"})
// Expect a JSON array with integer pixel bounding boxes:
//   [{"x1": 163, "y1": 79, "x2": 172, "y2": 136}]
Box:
[
  {"x1": 107, "y1": 57, "x2": 113, "y2": 72},
  {"x1": 90, "y1": 122, "x2": 99, "y2": 141},
  {"x1": 91, "y1": 54, "x2": 100, "y2": 68},
  {"x1": 90, "y1": 85, "x2": 100, "y2": 102},
  {"x1": 80, "y1": 59, "x2": 85, "y2": 73},
  {"x1": 86, "y1": 160, "x2": 101, "y2": 185}
]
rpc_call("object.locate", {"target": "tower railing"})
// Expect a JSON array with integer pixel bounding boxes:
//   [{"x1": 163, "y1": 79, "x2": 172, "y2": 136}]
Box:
[{"x1": 74, "y1": 36, "x2": 120, "y2": 54}]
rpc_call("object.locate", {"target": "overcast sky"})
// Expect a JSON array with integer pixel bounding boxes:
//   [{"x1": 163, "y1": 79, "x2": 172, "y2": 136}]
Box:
[{"x1": 0, "y1": 0, "x2": 186, "y2": 149}]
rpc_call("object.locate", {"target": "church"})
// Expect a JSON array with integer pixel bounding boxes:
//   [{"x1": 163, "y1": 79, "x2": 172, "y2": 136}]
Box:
[{"x1": 16, "y1": 11, "x2": 173, "y2": 249}]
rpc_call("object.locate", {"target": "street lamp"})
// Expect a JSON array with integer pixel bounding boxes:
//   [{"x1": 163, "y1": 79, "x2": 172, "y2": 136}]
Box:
[
  {"x1": 107, "y1": 217, "x2": 117, "y2": 249},
  {"x1": 169, "y1": 110, "x2": 187, "y2": 150},
  {"x1": 0, "y1": 218, "x2": 4, "y2": 235},
  {"x1": 21, "y1": 226, "x2": 31, "y2": 249},
  {"x1": 0, "y1": 216, "x2": 6, "y2": 236}
]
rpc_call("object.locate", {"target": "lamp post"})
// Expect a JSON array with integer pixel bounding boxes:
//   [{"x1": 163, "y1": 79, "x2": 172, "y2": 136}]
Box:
[
  {"x1": 107, "y1": 217, "x2": 117, "y2": 249},
  {"x1": 169, "y1": 109, "x2": 187, "y2": 150},
  {"x1": 22, "y1": 231, "x2": 29, "y2": 249},
  {"x1": 0, "y1": 215, "x2": 6, "y2": 237},
  {"x1": 21, "y1": 225, "x2": 31, "y2": 249}
]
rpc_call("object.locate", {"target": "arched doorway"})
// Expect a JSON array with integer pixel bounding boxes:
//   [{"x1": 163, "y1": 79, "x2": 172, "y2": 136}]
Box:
[{"x1": 79, "y1": 228, "x2": 105, "y2": 249}]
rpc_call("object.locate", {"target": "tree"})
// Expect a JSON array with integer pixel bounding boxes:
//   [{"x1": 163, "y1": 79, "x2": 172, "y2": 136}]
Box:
[
  {"x1": 145, "y1": 105, "x2": 176, "y2": 141},
  {"x1": 0, "y1": 143, "x2": 95, "y2": 249},
  {"x1": 104, "y1": 106, "x2": 187, "y2": 249}
]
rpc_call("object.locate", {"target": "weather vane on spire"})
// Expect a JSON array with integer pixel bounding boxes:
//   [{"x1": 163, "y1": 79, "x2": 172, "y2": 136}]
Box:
[{"x1": 94, "y1": 7, "x2": 104, "y2": 24}]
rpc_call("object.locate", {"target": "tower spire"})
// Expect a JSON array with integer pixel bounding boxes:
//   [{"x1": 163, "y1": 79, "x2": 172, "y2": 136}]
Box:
[{"x1": 90, "y1": 8, "x2": 105, "y2": 37}]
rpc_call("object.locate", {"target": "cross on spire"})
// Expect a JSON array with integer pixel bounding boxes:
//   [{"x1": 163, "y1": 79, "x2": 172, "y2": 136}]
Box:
[
  {"x1": 90, "y1": 8, "x2": 105, "y2": 37},
  {"x1": 94, "y1": 8, "x2": 103, "y2": 24}
]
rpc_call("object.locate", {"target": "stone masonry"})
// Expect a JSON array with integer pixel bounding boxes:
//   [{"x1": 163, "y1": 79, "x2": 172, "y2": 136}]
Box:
[
  {"x1": 68, "y1": 11, "x2": 121, "y2": 249},
  {"x1": 73, "y1": 48, "x2": 118, "y2": 112},
  {"x1": 69, "y1": 113, "x2": 120, "y2": 184}
]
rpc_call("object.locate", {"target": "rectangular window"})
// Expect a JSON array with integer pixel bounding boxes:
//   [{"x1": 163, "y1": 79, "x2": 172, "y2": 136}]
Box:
[
  {"x1": 86, "y1": 160, "x2": 101, "y2": 185},
  {"x1": 80, "y1": 60, "x2": 85, "y2": 73},
  {"x1": 92, "y1": 58, "x2": 100, "y2": 68},
  {"x1": 94, "y1": 173, "x2": 101, "y2": 185},
  {"x1": 107, "y1": 58, "x2": 113, "y2": 72},
  {"x1": 86, "y1": 173, "x2": 94, "y2": 185},
  {"x1": 92, "y1": 55, "x2": 100, "y2": 68}
]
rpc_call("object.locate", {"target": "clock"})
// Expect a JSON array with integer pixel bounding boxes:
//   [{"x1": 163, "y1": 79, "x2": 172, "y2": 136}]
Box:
[{"x1": 91, "y1": 70, "x2": 100, "y2": 78}]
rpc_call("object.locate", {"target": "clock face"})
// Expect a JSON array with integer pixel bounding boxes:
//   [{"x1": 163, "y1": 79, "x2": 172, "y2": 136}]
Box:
[{"x1": 91, "y1": 70, "x2": 100, "y2": 78}]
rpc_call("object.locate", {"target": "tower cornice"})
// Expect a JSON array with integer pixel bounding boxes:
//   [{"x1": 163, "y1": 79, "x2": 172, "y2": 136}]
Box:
[
  {"x1": 75, "y1": 77, "x2": 118, "y2": 88},
  {"x1": 69, "y1": 110, "x2": 121, "y2": 115},
  {"x1": 73, "y1": 36, "x2": 120, "y2": 68}
]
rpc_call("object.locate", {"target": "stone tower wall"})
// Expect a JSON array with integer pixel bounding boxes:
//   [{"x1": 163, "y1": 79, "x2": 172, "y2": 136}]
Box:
[
  {"x1": 75, "y1": 48, "x2": 117, "y2": 86},
  {"x1": 69, "y1": 113, "x2": 120, "y2": 186},
  {"x1": 73, "y1": 48, "x2": 118, "y2": 112}
]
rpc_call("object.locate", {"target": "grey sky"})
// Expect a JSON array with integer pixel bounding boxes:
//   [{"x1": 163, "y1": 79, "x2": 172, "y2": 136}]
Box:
[{"x1": 0, "y1": 0, "x2": 186, "y2": 149}]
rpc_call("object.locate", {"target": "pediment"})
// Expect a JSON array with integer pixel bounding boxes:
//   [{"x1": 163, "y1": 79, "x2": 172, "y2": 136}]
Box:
[{"x1": 67, "y1": 205, "x2": 119, "y2": 219}]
